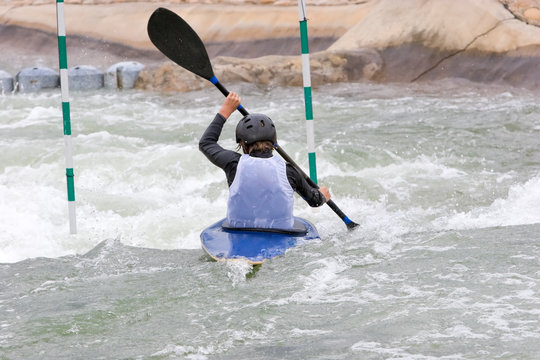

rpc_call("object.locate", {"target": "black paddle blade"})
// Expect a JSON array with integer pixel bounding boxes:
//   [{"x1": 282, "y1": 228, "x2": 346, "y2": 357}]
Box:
[{"x1": 147, "y1": 7, "x2": 214, "y2": 80}]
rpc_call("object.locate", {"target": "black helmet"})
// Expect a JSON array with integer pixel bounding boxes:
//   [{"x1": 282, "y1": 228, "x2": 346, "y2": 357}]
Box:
[{"x1": 235, "y1": 113, "x2": 277, "y2": 145}]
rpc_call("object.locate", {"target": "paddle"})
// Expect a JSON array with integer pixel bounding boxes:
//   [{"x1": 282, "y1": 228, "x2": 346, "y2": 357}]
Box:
[{"x1": 147, "y1": 7, "x2": 359, "y2": 230}]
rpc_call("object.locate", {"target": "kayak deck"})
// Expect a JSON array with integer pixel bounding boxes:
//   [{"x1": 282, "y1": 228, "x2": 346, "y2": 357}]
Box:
[{"x1": 200, "y1": 217, "x2": 319, "y2": 265}]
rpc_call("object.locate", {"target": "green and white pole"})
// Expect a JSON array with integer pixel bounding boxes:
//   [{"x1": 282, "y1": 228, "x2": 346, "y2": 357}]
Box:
[
  {"x1": 297, "y1": 0, "x2": 317, "y2": 183},
  {"x1": 56, "y1": 0, "x2": 77, "y2": 234}
]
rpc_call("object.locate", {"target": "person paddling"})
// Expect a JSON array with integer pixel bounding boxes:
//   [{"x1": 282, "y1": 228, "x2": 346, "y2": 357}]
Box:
[{"x1": 199, "y1": 92, "x2": 331, "y2": 230}]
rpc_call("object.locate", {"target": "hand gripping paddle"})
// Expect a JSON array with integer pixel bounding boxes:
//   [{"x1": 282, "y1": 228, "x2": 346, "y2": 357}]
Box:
[{"x1": 147, "y1": 7, "x2": 359, "y2": 230}]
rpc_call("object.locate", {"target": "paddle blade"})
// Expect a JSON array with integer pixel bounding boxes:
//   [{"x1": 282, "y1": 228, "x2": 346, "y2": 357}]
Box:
[
  {"x1": 346, "y1": 221, "x2": 360, "y2": 231},
  {"x1": 147, "y1": 7, "x2": 214, "y2": 80}
]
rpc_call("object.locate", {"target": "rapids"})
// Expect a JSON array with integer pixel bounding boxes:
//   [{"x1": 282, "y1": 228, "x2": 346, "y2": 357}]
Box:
[{"x1": 1, "y1": 81, "x2": 539, "y2": 359}]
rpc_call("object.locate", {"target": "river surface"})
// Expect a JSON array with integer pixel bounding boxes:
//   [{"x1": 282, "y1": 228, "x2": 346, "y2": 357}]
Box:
[{"x1": 1, "y1": 81, "x2": 539, "y2": 359}]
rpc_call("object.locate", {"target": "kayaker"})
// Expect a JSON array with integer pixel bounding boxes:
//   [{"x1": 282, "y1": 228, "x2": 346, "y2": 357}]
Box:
[{"x1": 199, "y1": 92, "x2": 331, "y2": 230}]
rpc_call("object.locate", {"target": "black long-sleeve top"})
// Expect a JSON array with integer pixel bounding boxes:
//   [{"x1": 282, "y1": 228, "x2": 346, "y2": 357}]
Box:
[{"x1": 199, "y1": 113, "x2": 326, "y2": 207}]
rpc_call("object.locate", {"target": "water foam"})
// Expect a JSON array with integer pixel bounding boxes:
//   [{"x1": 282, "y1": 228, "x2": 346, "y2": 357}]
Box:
[
  {"x1": 289, "y1": 257, "x2": 359, "y2": 304},
  {"x1": 437, "y1": 175, "x2": 540, "y2": 230},
  {"x1": 3, "y1": 84, "x2": 539, "y2": 266}
]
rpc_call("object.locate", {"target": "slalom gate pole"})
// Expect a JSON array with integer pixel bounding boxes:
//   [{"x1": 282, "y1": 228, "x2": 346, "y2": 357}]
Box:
[
  {"x1": 297, "y1": 0, "x2": 318, "y2": 184},
  {"x1": 56, "y1": 0, "x2": 77, "y2": 234}
]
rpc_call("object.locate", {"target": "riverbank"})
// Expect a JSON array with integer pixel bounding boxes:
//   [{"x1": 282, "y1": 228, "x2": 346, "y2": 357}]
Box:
[{"x1": 1, "y1": 0, "x2": 539, "y2": 90}]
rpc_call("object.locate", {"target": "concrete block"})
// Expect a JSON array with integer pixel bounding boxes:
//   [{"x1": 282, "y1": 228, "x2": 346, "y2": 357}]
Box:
[
  {"x1": 16, "y1": 67, "x2": 59, "y2": 93},
  {"x1": 0, "y1": 70, "x2": 14, "y2": 93},
  {"x1": 68, "y1": 65, "x2": 104, "y2": 90},
  {"x1": 105, "y1": 61, "x2": 145, "y2": 89}
]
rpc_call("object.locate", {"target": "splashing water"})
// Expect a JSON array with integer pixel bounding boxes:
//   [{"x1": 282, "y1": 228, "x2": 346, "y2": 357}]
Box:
[{"x1": 1, "y1": 81, "x2": 539, "y2": 359}]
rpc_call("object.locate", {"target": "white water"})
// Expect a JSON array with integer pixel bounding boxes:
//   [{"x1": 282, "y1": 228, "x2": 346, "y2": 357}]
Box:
[
  {"x1": 2, "y1": 82, "x2": 539, "y2": 263},
  {"x1": 1, "y1": 81, "x2": 539, "y2": 359}
]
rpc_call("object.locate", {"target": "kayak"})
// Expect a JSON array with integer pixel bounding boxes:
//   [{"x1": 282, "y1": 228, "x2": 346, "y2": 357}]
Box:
[{"x1": 200, "y1": 217, "x2": 320, "y2": 265}]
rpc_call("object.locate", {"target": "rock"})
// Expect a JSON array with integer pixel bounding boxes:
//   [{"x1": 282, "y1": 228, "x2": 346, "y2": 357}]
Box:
[
  {"x1": 135, "y1": 63, "x2": 209, "y2": 92},
  {"x1": 16, "y1": 66, "x2": 59, "y2": 93},
  {"x1": 136, "y1": 49, "x2": 382, "y2": 92},
  {"x1": 0, "y1": 2, "x2": 372, "y2": 51},
  {"x1": 68, "y1": 65, "x2": 104, "y2": 90},
  {"x1": 0, "y1": 70, "x2": 14, "y2": 93},
  {"x1": 105, "y1": 61, "x2": 145, "y2": 89},
  {"x1": 330, "y1": 0, "x2": 533, "y2": 52},
  {"x1": 500, "y1": 0, "x2": 540, "y2": 26},
  {"x1": 524, "y1": 7, "x2": 540, "y2": 22},
  {"x1": 130, "y1": 0, "x2": 540, "y2": 90},
  {"x1": 329, "y1": 0, "x2": 540, "y2": 87},
  {"x1": 4, "y1": 0, "x2": 539, "y2": 90}
]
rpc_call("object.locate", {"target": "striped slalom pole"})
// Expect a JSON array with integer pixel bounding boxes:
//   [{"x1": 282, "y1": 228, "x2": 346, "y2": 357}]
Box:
[
  {"x1": 297, "y1": 0, "x2": 317, "y2": 184},
  {"x1": 56, "y1": 0, "x2": 77, "y2": 234}
]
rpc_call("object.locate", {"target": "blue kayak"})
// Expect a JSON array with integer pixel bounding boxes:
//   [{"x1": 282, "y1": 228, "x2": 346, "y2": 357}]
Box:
[{"x1": 200, "y1": 217, "x2": 320, "y2": 265}]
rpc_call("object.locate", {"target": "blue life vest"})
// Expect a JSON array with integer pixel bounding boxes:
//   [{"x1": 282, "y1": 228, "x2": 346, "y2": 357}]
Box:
[{"x1": 227, "y1": 154, "x2": 294, "y2": 229}]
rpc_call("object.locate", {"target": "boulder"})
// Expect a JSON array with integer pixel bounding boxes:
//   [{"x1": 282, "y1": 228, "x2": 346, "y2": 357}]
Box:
[
  {"x1": 136, "y1": 0, "x2": 540, "y2": 90},
  {"x1": 328, "y1": 0, "x2": 540, "y2": 87},
  {"x1": 500, "y1": 0, "x2": 540, "y2": 26},
  {"x1": 135, "y1": 63, "x2": 209, "y2": 92},
  {"x1": 135, "y1": 49, "x2": 382, "y2": 92}
]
